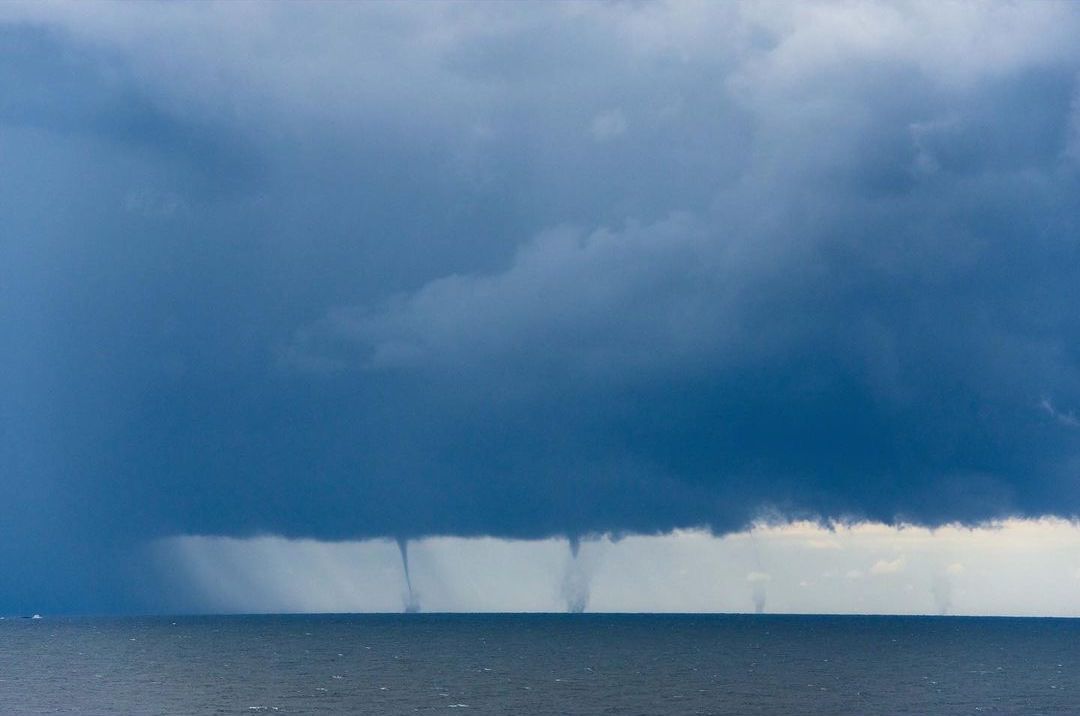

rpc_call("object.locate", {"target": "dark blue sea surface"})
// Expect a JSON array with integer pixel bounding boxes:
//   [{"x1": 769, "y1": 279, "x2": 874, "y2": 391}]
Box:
[{"x1": 0, "y1": 614, "x2": 1077, "y2": 714}]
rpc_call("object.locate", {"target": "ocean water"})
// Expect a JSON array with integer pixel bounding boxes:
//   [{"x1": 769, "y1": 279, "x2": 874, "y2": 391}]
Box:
[{"x1": 0, "y1": 614, "x2": 1076, "y2": 714}]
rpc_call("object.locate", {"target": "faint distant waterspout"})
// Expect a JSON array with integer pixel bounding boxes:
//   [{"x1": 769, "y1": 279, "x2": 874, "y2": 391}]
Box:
[
  {"x1": 746, "y1": 572, "x2": 770, "y2": 614},
  {"x1": 931, "y1": 574, "x2": 952, "y2": 616},
  {"x1": 747, "y1": 527, "x2": 769, "y2": 614},
  {"x1": 396, "y1": 537, "x2": 420, "y2": 613},
  {"x1": 561, "y1": 535, "x2": 590, "y2": 613},
  {"x1": 752, "y1": 584, "x2": 766, "y2": 614}
]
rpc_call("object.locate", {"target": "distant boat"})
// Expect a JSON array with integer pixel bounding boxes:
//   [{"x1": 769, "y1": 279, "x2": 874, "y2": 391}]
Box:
[{"x1": 31, "y1": 614, "x2": 42, "y2": 620}]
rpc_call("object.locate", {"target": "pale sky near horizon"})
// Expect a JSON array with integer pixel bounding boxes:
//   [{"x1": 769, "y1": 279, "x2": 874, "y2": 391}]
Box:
[{"x1": 158, "y1": 518, "x2": 1080, "y2": 617}]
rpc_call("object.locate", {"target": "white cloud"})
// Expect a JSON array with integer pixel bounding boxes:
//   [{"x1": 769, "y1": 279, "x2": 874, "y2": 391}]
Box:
[{"x1": 869, "y1": 556, "x2": 906, "y2": 575}]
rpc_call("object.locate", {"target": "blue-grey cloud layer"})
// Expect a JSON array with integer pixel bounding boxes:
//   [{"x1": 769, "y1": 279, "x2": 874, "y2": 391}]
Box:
[{"x1": 2, "y1": 2, "x2": 1080, "y2": 612}]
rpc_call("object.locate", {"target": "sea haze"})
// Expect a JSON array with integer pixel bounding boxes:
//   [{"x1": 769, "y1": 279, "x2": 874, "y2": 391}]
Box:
[{"x1": 1, "y1": 614, "x2": 1076, "y2": 715}]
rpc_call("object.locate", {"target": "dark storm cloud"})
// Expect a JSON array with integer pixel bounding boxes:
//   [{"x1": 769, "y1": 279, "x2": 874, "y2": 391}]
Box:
[{"x1": 2, "y1": 1, "x2": 1080, "y2": 611}]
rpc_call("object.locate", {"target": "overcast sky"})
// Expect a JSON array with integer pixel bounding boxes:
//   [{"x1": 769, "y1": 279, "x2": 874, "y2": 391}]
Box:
[{"x1": 3, "y1": 1, "x2": 1080, "y2": 614}]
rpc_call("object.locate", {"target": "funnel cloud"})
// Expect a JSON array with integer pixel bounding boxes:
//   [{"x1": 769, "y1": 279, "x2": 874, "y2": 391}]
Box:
[
  {"x1": 396, "y1": 538, "x2": 420, "y2": 614},
  {"x1": 561, "y1": 537, "x2": 594, "y2": 614}
]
